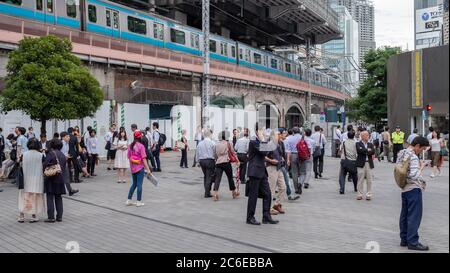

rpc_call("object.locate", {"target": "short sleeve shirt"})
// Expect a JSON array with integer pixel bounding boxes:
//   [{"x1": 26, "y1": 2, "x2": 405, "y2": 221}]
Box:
[{"x1": 127, "y1": 142, "x2": 147, "y2": 174}]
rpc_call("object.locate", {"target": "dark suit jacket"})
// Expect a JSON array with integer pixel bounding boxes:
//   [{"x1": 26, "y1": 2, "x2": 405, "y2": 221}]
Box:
[
  {"x1": 37, "y1": 141, "x2": 50, "y2": 153},
  {"x1": 247, "y1": 137, "x2": 269, "y2": 179},
  {"x1": 68, "y1": 134, "x2": 79, "y2": 158},
  {"x1": 356, "y1": 141, "x2": 375, "y2": 169}
]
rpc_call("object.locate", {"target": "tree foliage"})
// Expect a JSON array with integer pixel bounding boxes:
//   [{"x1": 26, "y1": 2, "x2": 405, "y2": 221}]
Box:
[
  {"x1": 347, "y1": 47, "x2": 402, "y2": 125},
  {"x1": 0, "y1": 35, "x2": 103, "y2": 134}
]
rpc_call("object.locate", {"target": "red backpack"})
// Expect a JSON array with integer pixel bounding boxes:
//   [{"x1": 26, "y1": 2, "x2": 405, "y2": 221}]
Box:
[{"x1": 296, "y1": 137, "x2": 311, "y2": 161}]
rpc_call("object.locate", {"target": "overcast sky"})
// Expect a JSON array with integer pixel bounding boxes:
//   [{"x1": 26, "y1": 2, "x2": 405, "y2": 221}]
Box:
[{"x1": 374, "y1": 0, "x2": 415, "y2": 50}]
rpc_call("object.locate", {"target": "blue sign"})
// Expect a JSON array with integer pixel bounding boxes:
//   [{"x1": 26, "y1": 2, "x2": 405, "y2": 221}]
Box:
[{"x1": 422, "y1": 12, "x2": 430, "y2": 21}]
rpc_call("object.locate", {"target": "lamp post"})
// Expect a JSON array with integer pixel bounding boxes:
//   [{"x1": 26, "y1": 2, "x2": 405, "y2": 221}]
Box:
[{"x1": 202, "y1": 0, "x2": 210, "y2": 129}]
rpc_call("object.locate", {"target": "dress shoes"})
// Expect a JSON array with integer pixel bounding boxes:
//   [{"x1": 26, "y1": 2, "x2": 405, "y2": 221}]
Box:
[{"x1": 246, "y1": 218, "x2": 261, "y2": 225}]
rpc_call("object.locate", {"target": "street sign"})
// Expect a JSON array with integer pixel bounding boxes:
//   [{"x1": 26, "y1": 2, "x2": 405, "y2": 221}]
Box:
[{"x1": 422, "y1": 110, "x2": 427, "y2": 120}]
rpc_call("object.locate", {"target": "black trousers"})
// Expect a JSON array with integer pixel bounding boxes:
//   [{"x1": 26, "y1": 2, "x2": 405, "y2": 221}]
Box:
[
  {"x1": 313, "y1": 149, "x2": 325, "y2": 176},
  {"x1": 393, "y1": 144, "x2": 403, "y2": 163},
  {"x1": 237, "y1": 153, "x2": 248, "y2": 183},
  {"x1": 200, "y1": 159, "x2": 215, "y2": 196},
  {"x1": 339, "y1": 164, "x2": 358, "y2": 192},
  {"x1": 87, "y1": 154, "x2": 98, "y2": 175},
  {"x1": 214, "y1": 162, "x2": 235, "y2": 191},
  {"x1": 246, "y1": 176, "x2": 271, "y2": 222},
  {"x1": 63, "y1": 165, "x2": 73, "y2": 193},
  {"x1": 46, "y1": 193, "x2": 63, "y2": 220},
  {"x1": 68, "y1": 157, "x2": 80, "y2": 182},
  {"x1": 180, "y1": 149, "x2": 188, "y2": 167}
]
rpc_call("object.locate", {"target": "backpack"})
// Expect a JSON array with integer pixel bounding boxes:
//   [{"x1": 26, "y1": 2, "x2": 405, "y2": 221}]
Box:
[
  {"x1": 296, "y1": 137, "x2": 311, "y2": 161},
  {"x1": 158, "y1": 133, "x2": 166, "y2": 146},
  {"x1": 394, "y1": 151, "x2": 411, "y2": 189}
]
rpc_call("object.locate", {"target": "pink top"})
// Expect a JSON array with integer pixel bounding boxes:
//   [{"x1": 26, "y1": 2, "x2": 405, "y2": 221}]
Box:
[{"x1": 127, "y1": 142, "x2": 147, "y2": 174}]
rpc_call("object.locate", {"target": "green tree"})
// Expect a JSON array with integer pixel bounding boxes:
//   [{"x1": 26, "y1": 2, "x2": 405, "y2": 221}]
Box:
[
  {"x1": 347, "y1": 46, "x2": 402, "y2": 125},
  {"x1": 0, "y1": 35, "x2": 103, "y2": 134}
]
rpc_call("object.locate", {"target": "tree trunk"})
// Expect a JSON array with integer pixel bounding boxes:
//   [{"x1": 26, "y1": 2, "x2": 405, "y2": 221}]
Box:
[{"x1": 40, "y1": 119, "x2": 47, "y2": 135}]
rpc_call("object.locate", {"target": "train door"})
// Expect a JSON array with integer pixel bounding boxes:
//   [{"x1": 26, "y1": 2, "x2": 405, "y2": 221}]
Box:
[
  {"x1": 44, "y1": 0, "x2": 55, "y2": 24},
  {"x1": 105, "y1": 8, "x2": 120, "y2": 38}
]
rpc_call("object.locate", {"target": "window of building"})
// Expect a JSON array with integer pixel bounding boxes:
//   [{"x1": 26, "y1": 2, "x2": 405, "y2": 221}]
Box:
[
  {"x1": 36, "y1": 0, "x2": 43, "y2": 10},
  {"x1": 209, "y1": 40, "x2": 217, "y2": 52},
  {"x1": 66, "y1": 0, "x2": 77, "y2": 18},
  {"x1": 128, "y1": 16, "x2": 147, "y2": 35},
  {"x1": 253, "y1": 53, "x2": 262, "y2": 65},
  {"x1": 153, "y1": 23, "x2": 164, "y2": 40},
  {"x1": 271, "y1": 59, "x2": 278, "y2": 69},
  {"x1": 170, "y1": 29, "x2": 185, "y2": 44},
  {"x1": 47, "y1": 0, "x2": 53, "y2": 13},
  {"x1": 0, "y1": 0, "x2": 22, "y2": 5},
  {"x1": 190, "y1": 33, "x2": 200, "y2": 49},
  {"x1": 88, "y1": 5, "x2": 97, "y2": 23},
  {"x1": 220, "y1": 42, "x2": 228, "y2": 56}
]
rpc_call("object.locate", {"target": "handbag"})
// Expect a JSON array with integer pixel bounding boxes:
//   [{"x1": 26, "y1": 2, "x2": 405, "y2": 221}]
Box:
[
  {"x1": 227, "y1": 142, "x2": 238, "y2": 163},
  {"x1": 440, "y1": 148, "x2": 449, "y2": 157},
  {"x1": 313, "y1": 134, "x2": 322, "y2": 157},
  {"x1": 340, "y1": 142, "x2": 357, "y2": 174},
  {"x1": 44, "y1": 152, "x2": 62, "y2": 177},
  {"x1": 16, "y1": 164, "x2": 24, "y2": 190},
  {"x1": 177, "y1": 141, "x2": 186, "y2": 150},
  {"x1": 394, "y1": 153, "x2": 412, "y2": 189},
  {"x1": 104, "y1": 141, "x2": 111, "y2": 150}
]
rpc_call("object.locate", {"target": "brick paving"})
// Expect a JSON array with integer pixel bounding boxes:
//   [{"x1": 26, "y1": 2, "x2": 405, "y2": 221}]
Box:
[{"x1": 0, "y1": 151, "x2": 448, "y2": 253}]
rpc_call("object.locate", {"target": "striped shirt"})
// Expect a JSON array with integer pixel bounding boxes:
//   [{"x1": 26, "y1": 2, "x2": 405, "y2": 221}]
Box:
[{"x1": 397, "y1": 147, "x2": 426, "y2": 192}]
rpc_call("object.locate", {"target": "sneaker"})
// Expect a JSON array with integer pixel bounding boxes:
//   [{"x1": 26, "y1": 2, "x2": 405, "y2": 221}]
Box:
[
  {"x1": 356, "y1": 196, "x2": 363, "y2": 200},
  {"x1": 126, "y1": 199, "x2": 135, "y2": 206},
  {"x1": 430, "y1": 174, "x2": 436, "y2": 178},
  {"x1": 288, "y1": 195, "x2": 300, "y2": 201},
  {"x1": 136, "y1": 201, "x2": 145, "y2": 207}
]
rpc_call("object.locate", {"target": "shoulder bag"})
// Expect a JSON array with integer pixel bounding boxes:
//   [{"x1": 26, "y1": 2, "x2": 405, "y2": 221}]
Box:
[
  {"x1": 44, "y1": 152, "x2": 62, "y2": 177},
  {"x1": 394, "y1": 152, "x2": 412, "y2": 189},
  {"x1": 227, "y1": 142, "x2": 238, "y2": 163}
]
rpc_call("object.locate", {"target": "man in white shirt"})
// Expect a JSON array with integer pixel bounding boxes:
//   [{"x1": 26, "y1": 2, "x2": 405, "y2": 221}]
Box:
[
  {"x1": 151, "y1": 122, "x2": 162, "y2": 172},
  {"x1": 333, "y1": 125, "x2": 342, "y2": 158},
  {"x1": 234, "y1": 128, "x2": 250, "y2": 184},
  {"x1": 299, "y1": 129, "x2": 316, "y2": 189},
  {"x1": 407, "y1": 128, "x2": 420, "y2": 145},
  {"x1": 192, "y1": 126, "x2": 204, "y2": 167},
  {"x1": 311, "y1": 126, "x2": 327, "y2": 179},
  {"x1": 340, "y1": 124, "x2": 353, "y2": 143}
]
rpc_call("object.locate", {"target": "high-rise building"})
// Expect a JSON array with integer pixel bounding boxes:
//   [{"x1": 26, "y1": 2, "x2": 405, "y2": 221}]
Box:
[
  {"x1": 333, "y1": 0, "x2": 376, "y2": 82},
  {"x1": 442, "y1": 0, "x2": 449, "y2": 45},
  {"x1": 322, "y1": 4, "x2": 360, "y2": 96},
  {"x1": 414, "y1": 0, "x2": 445, "y2": 49}
]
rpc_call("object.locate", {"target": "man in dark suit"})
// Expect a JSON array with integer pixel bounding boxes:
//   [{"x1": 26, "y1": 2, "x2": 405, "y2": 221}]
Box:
[
  {"x1": 246, "y1": 126, "x2": 279, "y2": 225},
  {"x1": 356, "y1": 130, "x2": 375, "y2": 201},
  {"x1": 38, "y1": 134, "x2": 51, "y2": 154},
  {"x1": 67, "y1": 127, "x2": 82, "y2": 183}
]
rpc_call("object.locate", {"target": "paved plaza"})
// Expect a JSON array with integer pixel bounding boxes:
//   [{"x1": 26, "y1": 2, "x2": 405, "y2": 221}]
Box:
[{"x1": 0, "y1": 151, "x2": 448, "y2": 253}]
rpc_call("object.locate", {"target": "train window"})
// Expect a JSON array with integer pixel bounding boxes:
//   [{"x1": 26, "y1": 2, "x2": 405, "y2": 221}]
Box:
[
  {"x1": 0, "y1": 0, "x2": 22, "y2": 5},
  {"x1": 239, "y1": 48, "x2": 243, "y2": 59},
  {"x1": 253, "y1": 53, "x2": 262, "y2": 65},
  {"x1": 153, "y1": 23, "x2": 164, "y2": 40},
  {"x1": 245, "y1": 49, "x2": 250, "y2": 62},
  {"x1": 47, "y1": 0, "x2": 53, "y2": 13},
  {"x1": 170, "y1": 29, "x2": 185, "y2": 45},
  {"x1": 220, "y1": 42, "x2": 227, "y2": 56},
  {"x1": 128, "y1": 16, "x2": 147, "y2": 35},
  {"x1": 270, "y1": 59, "x2": 278, "y2": 69},
  {"x1": 66, "y1": 0, "x2": 77, "y2": 18},
  {"x1": 190, "y1": 33, "x2": 200, "y2": 49},
  {"x1": 113, "y1": 12, "x2": 119, "y2": 29},
  {"x1": 263, "y1": 56, "x2": 268, "y2": 66},
  {"x1": 231, "y1": 46, "x2": 236, "y2": 58},
  {"x1": 209, "y1": 40, "x2": 216, "y2": 52},
  {"x1": 285, "y1": 63, "x2": 291, "y2": 73},
  {"x1": 106, "y1": 10, "x2": 111, "y2": 27},
  {"x1": 88, "y1": 5, "x2": 97, "y2": 23},
  {"x1": 36, "y1": 0, "x2": 43, "y2": 10}
]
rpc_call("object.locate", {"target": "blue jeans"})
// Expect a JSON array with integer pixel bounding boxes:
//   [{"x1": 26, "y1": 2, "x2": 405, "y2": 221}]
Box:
[
  {"x1": 128, "y1": 169, "x2": 145, "y2": 201},
  {"x1": 281, "y1": 166, "x2": 292, "y2": 196},
  {"x1": 399, "y1": 188, "x2": 423, "y2": 246}
]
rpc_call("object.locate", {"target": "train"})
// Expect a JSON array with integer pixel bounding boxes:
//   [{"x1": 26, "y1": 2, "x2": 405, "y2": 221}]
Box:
[{"x1": 0, "y1": 0, "x2": 343, "y2": 92}]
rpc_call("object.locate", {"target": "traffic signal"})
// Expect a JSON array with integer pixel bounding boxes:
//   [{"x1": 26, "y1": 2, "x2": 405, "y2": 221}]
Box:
[{"x1": 426, "y1": 104, "x2": 432, "y2": 111}]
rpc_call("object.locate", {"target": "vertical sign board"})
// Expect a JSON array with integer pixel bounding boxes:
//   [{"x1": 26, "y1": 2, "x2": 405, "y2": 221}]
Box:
[{"x1": 412, "y1": 50, "x2": 423, "y2": 109}]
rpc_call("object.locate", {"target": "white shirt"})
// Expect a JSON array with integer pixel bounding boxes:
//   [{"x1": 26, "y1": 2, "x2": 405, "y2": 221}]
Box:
[
  {"x1": 234, "y1": 136, "x2": 250, "y2": 154},
  {"x1": 104, "y1": 131, "x2": 113, "y2": 142},
  {"x1": 340, "y1": 131, "x2": 349, "y2": 143},
  {"x1": 427, "y1": 133, "x2": 433, "y2": 140},
  {"x1": 369, "y1": 132, "x2": 380, "y2": 143},
  {"x1": 311, "y1": 132, "x2": 326, "y2": 148},
  {"x1": 334, "y1": 129, "x2": 342, "y2": 140},
  {"x1": 303, "y1": 136, "x2": 316, "y2": 155},
  {"x1": 196, "y1": 132, "x2": 203, "y2": 142},
  {"x1": 407, "y1": 133, "x2": 419, "y2": 145}
]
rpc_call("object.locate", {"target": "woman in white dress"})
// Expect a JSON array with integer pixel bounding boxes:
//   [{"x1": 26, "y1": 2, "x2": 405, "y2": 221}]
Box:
[
  {"x1": 114, "y1": 130, "x2": 130, "y2": 183},
  {"x1": 18, "y1": 138, "x2": 45, "y2": 223}
]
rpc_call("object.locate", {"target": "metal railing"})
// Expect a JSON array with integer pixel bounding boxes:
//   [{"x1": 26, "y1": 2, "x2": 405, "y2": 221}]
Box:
[{"x1": 302, "y1": 0, "x2": 339, "y2": 28}]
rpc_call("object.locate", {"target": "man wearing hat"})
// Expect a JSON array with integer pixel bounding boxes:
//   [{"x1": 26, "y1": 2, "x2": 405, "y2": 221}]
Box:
[{"x1": 392, "y1": 126, "x2": 405, "y2": 163}]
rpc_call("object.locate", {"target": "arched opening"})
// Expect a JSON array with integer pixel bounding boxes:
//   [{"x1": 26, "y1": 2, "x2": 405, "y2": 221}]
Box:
[
  {"x1": 285, "y1": 105, "x2": 304, "y2": 129},
  {"x1": 257, "y1": 103, "x2": 280, "y2": 130}
]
